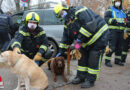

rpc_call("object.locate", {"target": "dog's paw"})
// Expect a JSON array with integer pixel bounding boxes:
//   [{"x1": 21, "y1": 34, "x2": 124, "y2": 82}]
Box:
[
  {"x1": 54, "y1": 78, "x2": 57, "y2": 82},
  {"x1": 64, "y1": 78, "x2": 68, "y2": 82}
]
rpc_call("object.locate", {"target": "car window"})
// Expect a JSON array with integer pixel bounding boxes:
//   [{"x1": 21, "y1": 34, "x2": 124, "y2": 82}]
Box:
[
  {"x1": 42, "y1": 10, "x2": 64, "y2": 25},
  {"x1": 12, "y1": 15, "x2": 23, "y2": 24}
]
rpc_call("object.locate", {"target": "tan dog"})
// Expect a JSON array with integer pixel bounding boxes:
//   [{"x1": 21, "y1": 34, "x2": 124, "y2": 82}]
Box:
[
  {"x1": 0, "y1": 51, "x2": 48, "y2": 90},
  {"x1": 48, "y1": 56, "x2": 68, "y2": 82}
]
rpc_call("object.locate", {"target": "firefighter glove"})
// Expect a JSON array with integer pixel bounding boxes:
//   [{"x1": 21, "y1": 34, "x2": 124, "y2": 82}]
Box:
[
  {"x1": 124, "y1": 32, "x2": 129, "y2": 40},
  {"x1": 105, "y1": 45, "x2": 112, "y2": 54},
  {"x1": 13, "y1": 47, "x2": 21, "y2": 54},
  {"x1": 74, "y1": 39, "x2": 82, "y2": 50},
  {"x1": 33, "y1": 53, "x2": 42, "y2": 61}
]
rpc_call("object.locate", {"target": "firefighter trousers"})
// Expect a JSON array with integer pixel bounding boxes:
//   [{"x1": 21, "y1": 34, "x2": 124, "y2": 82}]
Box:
[
  {"x1": 121, "y1": 36, "x2": 130, "y2": 63},
  {"x1": 76, "y1": 47, "x2": 103, "y2": 82},
  {"x1": 105, "y1": 30, "x2": 123, "y2": 62}
]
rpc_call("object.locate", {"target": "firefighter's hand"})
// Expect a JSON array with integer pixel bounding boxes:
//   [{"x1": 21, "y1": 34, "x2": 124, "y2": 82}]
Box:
[
  {"x1": 74, "y1": 39, "x2": 82, "y2": 50},
  {"x1": 33, "y1": 53, "x2": 42, "y2": 61},
  {"x1": 105, "y1": 46, "x2": 112, "y2": 54},
  {"x1": 13, "y1": 47, "x2": 21, "y2": 54},
  {"x1": 124, "y1": 32, "x2": 129, "y2": 40}
]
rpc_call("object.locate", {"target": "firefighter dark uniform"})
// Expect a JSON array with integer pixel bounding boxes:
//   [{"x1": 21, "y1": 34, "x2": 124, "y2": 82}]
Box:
[
  {"x1": 11, "y1": 12, "x2": 48, "y2": 66},
  {"x1": 54, "y1": 4, "x2": 109, "y2": 88},
  {"x1": 0, "y1": 13, "x2": 14, "y2": 52},
  {"x1": 121, "y1": 11, "x2": 130, "y2": 63},
  {"x1": 104, "y1": 0, "x2": 126, "y2": 67}
]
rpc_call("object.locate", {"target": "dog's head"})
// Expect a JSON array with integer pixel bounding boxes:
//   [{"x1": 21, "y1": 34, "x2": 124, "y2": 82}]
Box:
[
  {"x1": 54, "y1": 56, "x2": 65, "y2": 68},
  {"x1": 0, "y1": 51, "x2": 21, "y2": 66}
]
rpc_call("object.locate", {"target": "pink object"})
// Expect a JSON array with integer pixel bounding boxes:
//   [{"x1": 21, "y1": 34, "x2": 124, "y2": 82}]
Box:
[
  {"x1": 75, "y1": 43, "x2": 81, "y2": 50},
  {"x1": 0, "y1": 76, "x2": 4, "y2": 88}
]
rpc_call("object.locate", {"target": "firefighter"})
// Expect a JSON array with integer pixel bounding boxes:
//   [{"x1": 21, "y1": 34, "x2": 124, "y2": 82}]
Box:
[
  {"x1": 54, "y1": 4, "x2": 109, "y2": 88},
  {"x1": 11, "y1": 12, "x2": 48, "y2": 66},
  {"x1": 121, "y1": 7, "x2": 130, "y2": 63},
  {"x1": 0, "y1": 12, "x2": 14, "y2": 52},
  {"x1": 104, "y1": 0, "x2": 126, "y2": 67}
]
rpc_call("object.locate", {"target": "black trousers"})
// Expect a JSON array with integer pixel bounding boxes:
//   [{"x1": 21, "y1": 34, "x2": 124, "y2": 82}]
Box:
[
  {"x1": 121, "y1": 36, "x2": 130, "y2": 63},
  {"x1": 76, "y1": 47, "x2": 103, "y2": 82},
  {"x1": 105, "y1": 30, "x2": 123, "y2": 62},
  {"x1": 0, "y1": 30, "x2": 11, "y2": 52}
]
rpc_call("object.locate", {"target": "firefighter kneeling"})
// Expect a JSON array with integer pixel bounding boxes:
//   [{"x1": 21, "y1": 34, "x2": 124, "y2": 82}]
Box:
[
  {"x1": 11, "y1": 12, "x2": 48, "y2": 66},
  {"x1": 54, "y1": 4, "x2": 109, "y2": 88}
]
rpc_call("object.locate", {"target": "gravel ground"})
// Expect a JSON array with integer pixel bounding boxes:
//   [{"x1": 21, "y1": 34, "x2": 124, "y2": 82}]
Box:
[{"x1": 0, "y1": 52, "x2": 130, "y2": 90}]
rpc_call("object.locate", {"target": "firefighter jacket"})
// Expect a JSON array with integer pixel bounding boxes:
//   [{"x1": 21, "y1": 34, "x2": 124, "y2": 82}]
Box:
[
  {"x1": 11, "y1": 25, "x2": 48, "y2": 56},
  {"x1": 0, "y1": 14, "x2": 14, "y2": 31},
  {"x1": 126, "y1": 11, "x2": 130, "y2": 33},
  {"x1": 59, "y1": 6, "x2": 108, "y2": 53},
  {"x1": 104, "y1": 6, "x2": 126, "y2": 32}
]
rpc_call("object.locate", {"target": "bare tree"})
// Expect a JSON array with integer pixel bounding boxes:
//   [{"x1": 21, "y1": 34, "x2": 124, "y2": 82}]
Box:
[{"x1": 14, "y1": 0, "x2": 20, "y2": 12}]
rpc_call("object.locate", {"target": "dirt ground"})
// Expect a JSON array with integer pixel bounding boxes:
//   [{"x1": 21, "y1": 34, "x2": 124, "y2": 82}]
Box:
[{"x1": 0, "y1": 52, "x2": 130, "y2": 90}]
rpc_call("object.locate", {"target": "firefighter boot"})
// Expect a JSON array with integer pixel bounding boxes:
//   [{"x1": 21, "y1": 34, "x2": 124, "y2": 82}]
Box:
[
  {"x1": 105, "y1": 60, "x2": 112, "y2": 67},
  {"x1": 115, "y1": 60, "x2": 124, "y2": 66},
  {"x1": 72, "y1": 77, "x2": 84, "y2": 84},
  {"x1": 81, "y1": 80, "x2": 94, "y2": 88}
]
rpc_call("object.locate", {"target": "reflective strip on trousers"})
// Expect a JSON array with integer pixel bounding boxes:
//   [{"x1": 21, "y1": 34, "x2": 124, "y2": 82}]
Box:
[
  {"x1": 82, "y1": 24, "x2": 108, "y2": 48},
  {"x1": 59, "y1": 43, "x2": 70, "y2": 49},
  {"x1": 77, "y1": 66, "x2": 88, "y2": 72},
  {"x1": 88, "y1": 68, "x2": 99, "y2": 74},
  {"x1": 104, "y1": 56, "x2": 112, "y2": 60},
  {"x1": 115, "y1": 55, "x2": 121, "y2": 60},
  {"x1": 11, "y1": 41, "x2": 21, "y2": 48},
  {"x1": 122, "y1": 51, "x2": 127, "y2": 55},
  {"x1": 79, "y1": 27, "x2": 92, "y2": 38},
  {"x1": 40, "y1": 45, "x2": 47, "y2": 51}
]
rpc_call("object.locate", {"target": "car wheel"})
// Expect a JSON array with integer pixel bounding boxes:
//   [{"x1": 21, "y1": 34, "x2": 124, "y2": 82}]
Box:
[{"x1": 48, "y1": 40, "x2": 58, "y2": 58}]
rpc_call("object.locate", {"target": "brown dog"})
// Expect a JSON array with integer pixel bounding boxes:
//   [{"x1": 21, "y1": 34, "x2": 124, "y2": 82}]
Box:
[
  {"x1": 48, "y1": 56, "x2": 68, "y2": 82},
  {"x1": 0, "y1": 51, "x2": 48, "y2": 90}
]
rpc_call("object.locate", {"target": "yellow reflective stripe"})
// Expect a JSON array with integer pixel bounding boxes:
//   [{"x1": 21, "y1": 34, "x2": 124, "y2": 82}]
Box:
[
  {"x1": 107, "y1": 9, "x2": 112, "y2": 12},
  {"x1": 79, "y1": 27, "x2": 92, "y2": 37},
  {"x1": 109, "y1": 26, "x2": 125, "y2": 30},
  {"x1": 39, "y1": 45, "x2": 47, "y2": 51},
  {"x1": 11, "y1": 41, "x2": 21, "y2": 48},
  {"x1": 75, "y1": 7, "x2": 88, "y2": 15},
  {"x1": 98, "y1": 54, "x2": 102, "y2": 70},
  {"x1": 19, "y1": 30, "x2": 30, "y2": 36},
  {"x1": 35, "y1": 30, "x2": 45, "y2": 37},
  {"x1": 59, "y1": 43, "x2": 70, "y2": 49},
  {"x1": 88, "y1": 68, "x2": 99, "y2": 74},
  {"x1": 77, "y1": 66, "x2": 88, "y2": 72},
  {"x1": 108, "y1": 18, "x2": 113, "y2": 24},
  {"x1": 104, "y1": 56, "x2": 112, "y2": 60},
  {"x1": 64, "y1": 25, "x2": 67, "y2": 29},
  {"x1": 122, "y1": 51, "x2": 127, "y2": 55},
  {"x1": 113, "y1": 11, "x2": 116, "y2": 18},
  {"x1": 115, "y1": 55, "x2": 121, "y2": 60},
  {"x1": 116, "y1": 18, "x2": 125, "y2": 23},
  {"x1": 82, "y1": 24, "x2": 108, "y2": 48},
  {"x1": 128, "y1": 14, "x2": 130, "y2": 17},
  {"x1": 126, "y1": 27, "x2": 130, "y2": 31}
]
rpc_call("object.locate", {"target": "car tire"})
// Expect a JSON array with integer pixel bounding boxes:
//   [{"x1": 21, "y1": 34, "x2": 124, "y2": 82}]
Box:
[{"x1": 48, "y1": 40, "x2": 58, "y2": 58}]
